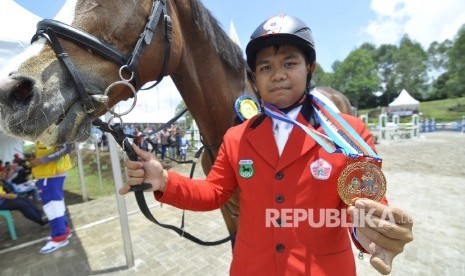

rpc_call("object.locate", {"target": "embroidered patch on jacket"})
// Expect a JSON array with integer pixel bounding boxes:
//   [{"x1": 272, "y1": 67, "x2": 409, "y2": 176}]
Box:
[
  {"x1": 239, "y1": 160, "x2": 254, "y2": 179},
  {"x1": 310, "y1": 158, "x2": 332, "y2": 180}
]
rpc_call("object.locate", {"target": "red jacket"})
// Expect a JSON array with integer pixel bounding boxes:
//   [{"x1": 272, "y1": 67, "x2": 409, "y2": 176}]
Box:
[{"x1": 156, "y1": 112, "x2": 386, "y2": 275}]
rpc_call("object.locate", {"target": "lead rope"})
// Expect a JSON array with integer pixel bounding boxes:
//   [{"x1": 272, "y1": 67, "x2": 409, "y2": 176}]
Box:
[{"x1": 92, "y1": 118, "x2": 231, "y2": 246}]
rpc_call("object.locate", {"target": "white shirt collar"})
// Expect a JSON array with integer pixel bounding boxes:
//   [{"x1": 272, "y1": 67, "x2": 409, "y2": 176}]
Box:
[{"x1": 271, "y1": 105, "x2": 302, "y2": 130}]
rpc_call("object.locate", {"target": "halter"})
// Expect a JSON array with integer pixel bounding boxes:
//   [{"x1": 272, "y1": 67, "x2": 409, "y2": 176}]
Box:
[{"x1": 31, "y1": 0, "x2": 172, "y2": 115}]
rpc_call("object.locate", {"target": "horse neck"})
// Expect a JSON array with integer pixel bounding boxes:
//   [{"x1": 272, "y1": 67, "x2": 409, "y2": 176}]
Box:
[
  {"x1": 168, "y1": 4, "x2": 246, "y2": 147},
  {"x1": 171, "y1": 56, "x2": 243, "y2": 148}
]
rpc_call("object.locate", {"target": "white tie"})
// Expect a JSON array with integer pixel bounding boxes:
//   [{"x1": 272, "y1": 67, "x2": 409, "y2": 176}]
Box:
[{"x1": 274, "y1": 122, "x2": 287, "y2": 156}]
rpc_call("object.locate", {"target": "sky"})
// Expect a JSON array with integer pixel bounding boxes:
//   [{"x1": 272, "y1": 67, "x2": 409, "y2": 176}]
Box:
[
  {"x1": 11, "y1": 0, "x2": 465, "y2": 72},
  {"x1": 3, "y1": 0, "x2": 465, "y2": 123}
]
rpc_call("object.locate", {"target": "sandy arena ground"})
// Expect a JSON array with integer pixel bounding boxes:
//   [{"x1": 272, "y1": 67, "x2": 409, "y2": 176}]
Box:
[{"x1": 355, "y1": 131, "x2": 465, "y2": 275}]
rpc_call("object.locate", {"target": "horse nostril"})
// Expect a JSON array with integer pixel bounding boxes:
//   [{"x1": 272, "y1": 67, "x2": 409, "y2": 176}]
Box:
[{"x1": 12, "y1": 76, "x2": 35, "y2": 101}]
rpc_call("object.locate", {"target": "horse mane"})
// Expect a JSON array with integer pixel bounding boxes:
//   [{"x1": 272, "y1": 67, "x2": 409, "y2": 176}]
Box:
[{"x1": 189, "y1": 0, "x2": 245, "y2": 72}]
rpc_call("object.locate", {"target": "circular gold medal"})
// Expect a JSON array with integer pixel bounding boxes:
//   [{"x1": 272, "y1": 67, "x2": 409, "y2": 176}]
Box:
[{"x1": 337, "y1": 161, "x2": 386, "y2": 205}]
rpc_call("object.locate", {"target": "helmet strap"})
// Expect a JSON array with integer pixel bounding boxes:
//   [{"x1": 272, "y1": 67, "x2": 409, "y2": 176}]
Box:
[
  {"x1": 305, "y1": 69, "x2": 315, "y2": 92},
  {"x1": 277, "y1": 91, "x2": 307, "y2": 113}
]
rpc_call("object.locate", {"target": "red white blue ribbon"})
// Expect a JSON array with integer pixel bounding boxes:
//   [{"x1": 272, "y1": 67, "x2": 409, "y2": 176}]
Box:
[{"x1": 263, "y1": 89, "x2": 380, "y2": 160}]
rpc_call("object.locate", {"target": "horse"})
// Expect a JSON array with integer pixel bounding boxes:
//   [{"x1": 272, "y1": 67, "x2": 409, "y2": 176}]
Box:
[{"x1": 0, "y1": 0, "x2": 352, "y2": 245}]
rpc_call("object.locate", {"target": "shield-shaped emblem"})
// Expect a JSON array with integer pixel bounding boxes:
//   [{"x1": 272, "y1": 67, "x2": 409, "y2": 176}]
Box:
[
  {"x1": 239, "y1": 160, "x2": 254, "y2": 179},
  {"x1": 310, "y1": 158, "x2": 332, "y2": 180}
]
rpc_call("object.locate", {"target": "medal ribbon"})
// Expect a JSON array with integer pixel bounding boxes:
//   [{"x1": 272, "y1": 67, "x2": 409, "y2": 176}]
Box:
[
  {"x1": 264, "y1": 103, "x2": 342, "y2": 155},
  {"x1": 263, "y1": 89, "x2": 380, "y2": 160}
]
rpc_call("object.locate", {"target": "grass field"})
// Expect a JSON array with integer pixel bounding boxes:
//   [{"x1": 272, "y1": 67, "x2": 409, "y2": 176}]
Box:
[
  {"x1": 359, "y1": 96, "x2": 465, "y2": 122},
  {"x1": 418, "y1": 97, "x2": 465, "y2": 121},
  {"x1": 64, "y1": 149, "x2": 122, "y2": 204},
  {"x1": 64, "y1": 148, "x2": 184, "y2": 204}
]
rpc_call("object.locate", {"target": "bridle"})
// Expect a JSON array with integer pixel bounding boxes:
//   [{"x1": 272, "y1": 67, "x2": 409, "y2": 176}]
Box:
[
  {"x1": 32, "y1": 0, "x2": 231, "y2": 247},
  {"x1": 31, "y1": 0, "x2": 172, "y2": 115}
]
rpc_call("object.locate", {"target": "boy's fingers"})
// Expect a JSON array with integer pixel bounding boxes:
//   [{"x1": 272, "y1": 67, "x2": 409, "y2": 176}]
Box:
[
  {"x1": 119, "y1": 185, "x2": 131, "y2": 195},
  {"x1": 132, "y1": 143, "x2": 157, "y2": 161}
]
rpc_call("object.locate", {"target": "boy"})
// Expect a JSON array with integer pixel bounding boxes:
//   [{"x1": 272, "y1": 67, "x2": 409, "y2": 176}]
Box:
[{"x1": 120, "y1": 14, "x2": 413, "y2": 275}]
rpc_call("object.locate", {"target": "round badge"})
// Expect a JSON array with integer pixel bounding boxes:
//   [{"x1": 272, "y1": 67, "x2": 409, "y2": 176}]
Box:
[
  {"x1": 337, "y1": 161, "x2": 387, "y2": 206},
  {"x1": 235, "y1": 95, "x2": 261, "y2": 122}
]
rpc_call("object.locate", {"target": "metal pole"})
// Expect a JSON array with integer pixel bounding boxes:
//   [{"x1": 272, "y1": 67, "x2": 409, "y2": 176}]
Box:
[
  {"x1": 107, "y1": 119, "x2": 135, "y2": 268},
  {"x1": 94, "y1": 140, "x2": 103, "y2": 194},
  {"x1": 75, "y1": 143, "x2": 88, "y2": 202}
]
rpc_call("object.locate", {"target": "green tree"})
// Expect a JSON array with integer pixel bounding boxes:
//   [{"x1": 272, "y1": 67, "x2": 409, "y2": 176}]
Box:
[
  {"x1": 313, "y1": 63, "x2": 333, "y2": 86},
  {"x1": 427, "y1": 39, "x2": 453, "y2": 100},
  {"x1": 392, "y1": 35, "x2": 428, "y2": 100},
  {"x1": 374, "y1": 44, "x2": 398, "y2": 106},
  {"x1": 445, "y1": 24, "x2": 465, "y2": 98},
  {"x1": 331, "y1": 48, "x2": 380, "y2": 108},
  {"x1": 427, "y1": 40, "x2": 452, "y2": 73},
  {"x1": 430, "y1": 72, "x2": 450, "y2": 100}
]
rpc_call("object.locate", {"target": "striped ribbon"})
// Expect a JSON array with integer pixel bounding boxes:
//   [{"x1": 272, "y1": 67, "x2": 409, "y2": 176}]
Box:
[{"x1": 263, "y1": 89, "x2": 380, "y2": 160}]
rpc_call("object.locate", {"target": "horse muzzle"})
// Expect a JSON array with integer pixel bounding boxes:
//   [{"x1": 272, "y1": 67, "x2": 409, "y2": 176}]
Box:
[
  {"x1": 0, "y1": 75, "x2": 35, "y2": 105},
  {"x1": 0, "y1": 74, "x2": 92, "y2": 145}
]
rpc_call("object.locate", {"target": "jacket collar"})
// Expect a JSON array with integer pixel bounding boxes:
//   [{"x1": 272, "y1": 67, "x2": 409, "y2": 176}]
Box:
[{"x1": 246, "y1": 112, "x2": 320, "y2": 170}]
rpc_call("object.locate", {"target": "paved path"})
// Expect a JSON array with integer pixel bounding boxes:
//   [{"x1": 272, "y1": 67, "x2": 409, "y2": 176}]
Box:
[
  {"x1": 1, "y1": 194, "x2": 232, "y2": 275},
  {"x1": 1, "y1": 132, "x2": 464, "y2": 275}
]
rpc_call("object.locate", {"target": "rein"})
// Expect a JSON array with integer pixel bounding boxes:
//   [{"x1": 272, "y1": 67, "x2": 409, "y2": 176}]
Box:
[{"x1": 92, "y1": 118, "x2": 231, "y2": 246}]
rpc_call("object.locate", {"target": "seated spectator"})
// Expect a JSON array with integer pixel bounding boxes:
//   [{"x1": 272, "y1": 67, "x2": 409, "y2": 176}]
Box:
[
  {"x1": 9, "y1": 159, "x2": 32, "y2": 185},
  {"x1": 2, "y1": 162, "x2": 15, "y2": 181},
  {"x1": 0, "y1": 158, "x2": 37, "y2": 201},
  {"x1": 13, "y1": 154, "x2": 23, "y2": 165},
  {"x1": 0, "y1": 178, "x2": 47, "y2": 226}
]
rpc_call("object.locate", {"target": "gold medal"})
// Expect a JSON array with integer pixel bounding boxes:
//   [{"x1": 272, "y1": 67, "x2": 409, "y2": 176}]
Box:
[{"x1": 337, "y1": 160, "x2": 386, "y2": 205}]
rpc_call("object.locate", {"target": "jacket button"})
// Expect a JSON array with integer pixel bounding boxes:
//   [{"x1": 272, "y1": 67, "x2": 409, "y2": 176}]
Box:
[
  {"x1": 275, "y1": 171, "x2": 284, "y2": 180},
  {"x1": 275, "y1": 194, "x2": 284, "y2": 204},
  {"x1": 276, "y1": 243, "x2": 285, "y2": 253}
]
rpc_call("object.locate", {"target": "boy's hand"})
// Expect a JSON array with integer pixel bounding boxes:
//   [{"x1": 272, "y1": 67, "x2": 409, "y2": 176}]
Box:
[
  {"x1": 119, "y1": 144, "x2": 168, "y2": 195},
  {"x1": 348, "y1": 199, "x2": 413, "y2": 275}
]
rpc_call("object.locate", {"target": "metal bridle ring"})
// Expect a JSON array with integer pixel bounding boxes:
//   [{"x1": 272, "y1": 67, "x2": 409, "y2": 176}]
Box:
[
  {"x1": 119, "y1": 65, "x2": 134, "y2": 82},
  {"x1": 107, "y1": 115, "x2": 124, "y2": 126},
  {"x1": 104, "y1": 80, "x2": 137, "y2": 117}
]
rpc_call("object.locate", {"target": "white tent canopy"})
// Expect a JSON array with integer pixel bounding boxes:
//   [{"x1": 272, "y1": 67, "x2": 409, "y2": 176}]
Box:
[
  {"x1": 0, "y1": 0, "x2": 41, "y2": 72},
  {"x1": 0, "y1": 0, "x2": 42, "y2": 162},
  {"x1": 388, "y1": 89, "x2": 420, "y2": 116},
  {"x1": 0, "y1": 132, "x2": 24, "y2": 163}
]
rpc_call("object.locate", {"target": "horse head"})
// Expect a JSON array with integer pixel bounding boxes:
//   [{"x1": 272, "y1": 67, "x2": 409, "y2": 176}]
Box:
[{"x1": 0, "y1": 0, "x2": 246, "y2": 147}]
